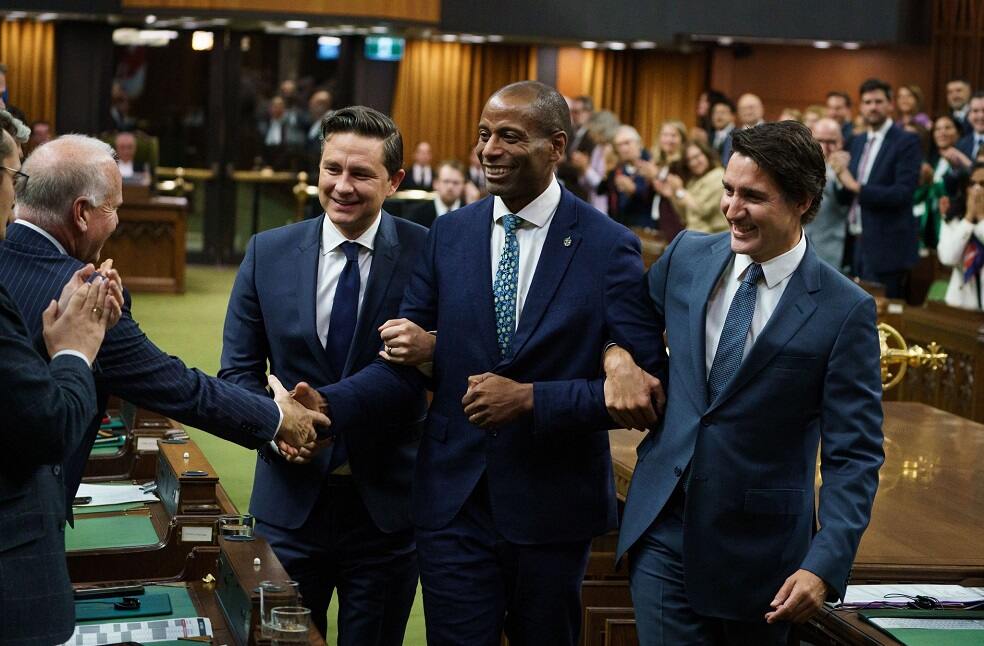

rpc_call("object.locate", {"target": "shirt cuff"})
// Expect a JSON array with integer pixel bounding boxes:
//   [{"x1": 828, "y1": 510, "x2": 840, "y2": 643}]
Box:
[
  {"x1": 273, "y1": 401, "x2": 285, "y2": 439},
  {"x1": 51, "y1": 349, "x2": 92, "y2": 369}
]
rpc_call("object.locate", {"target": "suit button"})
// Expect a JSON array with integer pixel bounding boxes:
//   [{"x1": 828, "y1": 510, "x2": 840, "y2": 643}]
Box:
[
  {"x1": 700, "y1": 417, "x2": 711, "y2": 427},
  {"x1": 52, "y1": 465, "x2": 61, "y2": 476},
  {"x1": 673, "y1": 466, "x2": 682, "y2": 477}
]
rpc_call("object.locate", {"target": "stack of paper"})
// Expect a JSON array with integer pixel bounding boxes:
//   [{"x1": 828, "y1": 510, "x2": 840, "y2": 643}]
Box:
[
  {"x1": 74, "y1": 483, "x2": 159, "y2": 506},
  {"x1": 843, "y1": 584, "x2": 984, "y2": 606}
]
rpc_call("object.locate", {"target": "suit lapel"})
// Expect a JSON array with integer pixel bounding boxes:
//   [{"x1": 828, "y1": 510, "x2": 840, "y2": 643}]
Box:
[
  {"x1": 706, "y1": 244, "x2": 820, "y2": 415},
  {"x1": 497, "y1": 189, "x2": 580, "y2": 367},
  {"x1": 464, "y1": 198, "x2": 502, "y2": 365},
  {"x1": 687, "y1": 235, "x2": 733, "y2": 410},
  {"x1": 344, "y1": 212, "x2": 399, "y2": 376},
  {"x1": 866, "y1": 126, "x2": 896, "y2": 180},
  {"x1": 296, "y1": 216, "x2": 334, "y2": 377}
]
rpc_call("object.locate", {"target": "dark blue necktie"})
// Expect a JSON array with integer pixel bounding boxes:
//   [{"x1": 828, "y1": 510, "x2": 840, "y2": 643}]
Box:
[
  {"x1": 707, "y1": 263, "x2": 763, "y2": 403},
  {"x1": 493, "y1": 214, "x2": 520, "y2": 358},
  {"x1": 325, "y1": 241, "x2": 361, "y2": 471}
]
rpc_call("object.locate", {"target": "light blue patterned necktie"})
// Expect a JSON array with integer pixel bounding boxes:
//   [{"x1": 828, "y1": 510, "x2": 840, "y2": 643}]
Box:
[
  {"x1": 493, "y1": 214, "x2": 520, "y2": 358},
  {"x1": 707, "y1": 263, "x2": 763, "y2": 403}
]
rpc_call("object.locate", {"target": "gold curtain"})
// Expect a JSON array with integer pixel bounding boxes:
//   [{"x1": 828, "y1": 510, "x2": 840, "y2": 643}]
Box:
[
  {"x1": 581, "y1": 49, "x2": 706, "y2": 149},
  {"x1": 392, "y1": 40, "x2": 537, "y2": 164},
  {"x1": 0, "y1": 20, "x2": 57, "y2": 125}
]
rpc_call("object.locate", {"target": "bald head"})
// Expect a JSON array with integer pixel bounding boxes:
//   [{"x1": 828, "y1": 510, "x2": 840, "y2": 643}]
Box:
[
  {"x1": 811, "y1": 117, "x2": 843, "y2": 159},
  {"x1": 489, "y1": 81, "x2": 572, "y2": 140},
  {"x1": 17, "y1": 135, "x2": 118, "y2": 226},
  {"x1": 737, "y1": 93, "x2": 764, "y2": 127}
]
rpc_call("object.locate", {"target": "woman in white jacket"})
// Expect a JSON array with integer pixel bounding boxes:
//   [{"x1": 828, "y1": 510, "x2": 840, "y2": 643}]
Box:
[{"x1": 937, "y1": 163, "x2": 984, "y2": 310}]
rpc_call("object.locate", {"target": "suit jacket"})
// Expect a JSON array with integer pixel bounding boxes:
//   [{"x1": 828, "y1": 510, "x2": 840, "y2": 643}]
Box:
[
  {"x1": 0, "y1": 223, "x2": 282, "y2": 515},
  {"x1": 404, "y1": 201, "x2": 439, "y2": 229},
  {"x1": 616, "y1": 231, "x2": 884, "y2": 620},
  {"x1": 805, "y1": 166, "x2": 850, "y2": 269},
  {"x1": 0, "y1": 284, "x2": 96, "y2": 644},
  {"x1": 320, "y1": 188, "x2": 666, "y2": 543},
  {"x1": 401, "y1": 166, "x2": 434, "y2": 192},
  {"x1": 841, "y1": 125, "x2": 922, "y2": 274},
  {"x1": 957, "y1": 131, "x2": 981, "y2": 160},
  {"x1": 219, "y1": 212, "x2": 428, "y2": 532}
]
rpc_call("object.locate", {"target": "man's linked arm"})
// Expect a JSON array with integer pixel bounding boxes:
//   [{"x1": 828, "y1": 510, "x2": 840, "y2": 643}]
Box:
[
  {"x1": 799, "y1": 295, "x2": 885, "y2": 601},
  {"x1": 532, "y1": 230, "x2": 669, "y2": 436}
]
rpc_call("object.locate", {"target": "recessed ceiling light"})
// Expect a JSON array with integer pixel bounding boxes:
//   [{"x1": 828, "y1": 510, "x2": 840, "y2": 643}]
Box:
[
  {"x1": 487, "y1": 34, "x2": 504, "y2": 42},
  {"x1": 717, "y1": 36, "x2": 733, "y2": 46},
  {"x1": 581, "y1": 41, "x2": 598, "y2": 49},
  {"x1": 285, "y1": 20, "x2": 309, "y2": 29},
  {"x1": 631, "y1": 41, "x2": 657, "y2": 49},
  {"x1": 813, "y1": 40, "x2": 832, "y2": 49},
  {"x1": 843, "y1": 41, "x2": 861, "y2": 50},
  {"x1": 605, "y1": 41, "x2": 626, "y2": 50},
  {"x1": 145, "y1": 14, "x2": 156, "y2": 24},
  {"x1": 441, "y1": 34, "x2": 458, "y2": 42}
]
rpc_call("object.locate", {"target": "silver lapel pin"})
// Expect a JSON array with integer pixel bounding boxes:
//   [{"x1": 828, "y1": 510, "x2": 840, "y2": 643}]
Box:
[{"x1": 563, "y1": 236, "x2": 572, "y2": 247}]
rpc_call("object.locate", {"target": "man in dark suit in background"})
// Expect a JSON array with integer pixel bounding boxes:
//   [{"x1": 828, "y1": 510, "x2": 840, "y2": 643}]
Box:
[
  {"x1": 0, "y1": 134, "x2": 327, "y2": 515},
  {"x1": 609, "y1": 121, "x2": 884, "y2": 645},
  {"x1": 569, "y1": 95, "x2": 595, "y2": 155},
  {"x1": 401, "y1": 141, "x2": 434, "y2": 191},
  {"x1": 220, "y1": 107, "x2": 427, "y2": 643},
  {"x1": 957, "y1": 91, "x2": 984, "y2": 162},
  {"x1": 405, "y1": 159, "x2": 467, "y2": 228},
  {"x1": 831, "y1": 78, "x2": 922, "y2": 298},
  {"x1": 307, "y1": 81, "x2": 666, "y2": 645},
  {"x1": 947, "y1": 78, "x2": 973, "y2": 135},
  {"x1": 825, "y1": 91, "x2": 854, "y2": 143}
]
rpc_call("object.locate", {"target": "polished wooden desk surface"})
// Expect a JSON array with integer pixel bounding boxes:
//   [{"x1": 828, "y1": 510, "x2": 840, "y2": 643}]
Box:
[{"x1": 609, "y1": 402, "x2": 984, "y2": 581}]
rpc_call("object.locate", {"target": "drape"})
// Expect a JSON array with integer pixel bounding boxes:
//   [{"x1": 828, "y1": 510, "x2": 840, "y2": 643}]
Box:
[
  {"x1": 580, "y1": 49, "x2": 706, "y2": 149},
  {"x1": 392, "y1": 40, "x2": 538, "y2": 164},
  {"x1": 0, "y1": 20, "x2": 57, "y2": 126}
]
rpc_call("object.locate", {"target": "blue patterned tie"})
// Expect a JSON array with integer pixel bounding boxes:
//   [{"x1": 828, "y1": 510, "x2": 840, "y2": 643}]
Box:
[
  {"x1": 707, "y1": 263, "x2": 763, "y2": 403},
  {"x1": 493, "y1": 214, "x2": 520, "y2": 358}
]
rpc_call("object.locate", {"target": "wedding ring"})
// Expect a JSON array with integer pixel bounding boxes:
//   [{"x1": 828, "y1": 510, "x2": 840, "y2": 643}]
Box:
[{"x1": 92, "y1": 307, "x2": 103, "y2": 316}]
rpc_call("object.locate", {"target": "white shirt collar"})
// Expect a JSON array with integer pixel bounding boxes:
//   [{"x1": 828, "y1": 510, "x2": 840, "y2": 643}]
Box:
[
  {"x1": 434, "y1": 197, "x2": 460, "y2": 218},
  {"x1": 868, "y1": 117, "x2": 893, "y2": 141},
  {"x1": 320, "y1": 212, "x2": 381, "y2": 256},
  {"x1": 11, "y1": 219, "x2": 69, "y2": 255},
  {"x1": 732, "y1": 230, "x2": 807, "y2": 289},
  {"x1": 492, "y1": 176, "x2": 561, "y2": 228}
]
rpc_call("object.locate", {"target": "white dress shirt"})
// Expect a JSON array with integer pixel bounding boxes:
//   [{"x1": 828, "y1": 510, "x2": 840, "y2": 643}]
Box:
[
  {"x1": 433, "y1": 198, "x2": 460, "y2": 219},
  {"x1": 315, "y1": 213, "x2": 379, "y2": 346},
  {"x1": 858, "y1": 118, "x2": 894, "y2": 185},
  {"x1": 704, "y1": 232, "x2": 807, "y2": 375},
  {"x1": 412, "y1": 164, "x2": 432, "y2": 187},
  {"x1": 490, "y1": 177, "x2": 561, "y2": 328},
  {"x1": 118, "y1": 160, "x2": 135, "y2": 178}
]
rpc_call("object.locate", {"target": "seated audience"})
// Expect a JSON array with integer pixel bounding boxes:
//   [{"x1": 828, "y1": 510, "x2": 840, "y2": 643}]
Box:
[
  {"x1": 937, "y1": 163, "x2": 984, "y2": 309},
  {"x1": 641, "y1": 120, "x2": 688, "y2": 240},
  {"x1": 598, "y1": 124, "x2": 654, "y2": 227},
  {"x1": 406, "y1": 159, "x2": 467, "y2": 227},
  {"x1": 895, "y1": 85, "x2": 932, "y2": 129},
  {"x1": 807, "y1": 118, "x2": 851, "y2": 269},
  {"x1": 402, "y1": 141, "x2": 434, "y2": 191},
  {"x1": 657, "y1": 140, "x2": 727, "y2": 233},
  {"x1": 572, "y1": 109, "x2": 619, "y2": 213},
  {"x1": 114, "y1": 131, "x2": 151, "y2": 186},
  {"x1": 914, "y1": 115, "x2": 971, "y2": 249},
  {"x1": 258, "y1": 95, "x2": 305, "y2": 168},
  {"x1": 710, "y1": 97, "x2": 737, "y2": 162}
]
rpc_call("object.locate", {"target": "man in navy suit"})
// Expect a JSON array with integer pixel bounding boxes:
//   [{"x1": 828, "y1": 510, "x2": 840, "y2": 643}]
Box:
[
  {"x1": 830, "y1": 78, "x2": 922, "y2": 298},
  {"x1": 304, "y1": 81, "x2": 666, "y2": 645},
  {"x1": 957, "y1": 92, "x2": 984, "y2": 162},
  {"x1": 608, "y1": 121, "x2": 884, "y2": 645},
  {"x1": 219, "y1": 107, "x2": 427, "y2": 643},
  {"x1": 0, "y1": 134, "x2": 328, "y2": 514}
]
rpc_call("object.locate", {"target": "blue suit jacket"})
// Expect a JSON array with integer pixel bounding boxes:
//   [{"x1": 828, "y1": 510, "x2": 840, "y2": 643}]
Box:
[
  {"x1": 0, "y1": 223, "x2": 282, "y2": 513},
  {"x1": 219, "y1": 212, "x2": 428, "y2": 532},
  {"x1": 842, "y1": 124, "x2": 921, "y2": 274},
  {"x1": 321, "y1": 188, "x2": 666, "y2": 543},
  {"x1": 0, "y1": 284, "x2": 96, "y2": 643},
  {"x1": 616, "y1": 231, "x2": 884, "y2": 620}
]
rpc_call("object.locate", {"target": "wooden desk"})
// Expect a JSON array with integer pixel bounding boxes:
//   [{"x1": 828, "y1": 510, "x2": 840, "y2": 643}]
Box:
[
  {"x1": 68, "y1": 437, "x2": 237, "y2": 584},
  {"x1": 102, "y1": 194, "x2": 187, "y2": 293},
  {"x1": 83, "y1": 405, "x2": 185, "y2": 482},
  {"x1": 895, "y1": 302, "x2": 984, "y2": 423},
  {"x1": 604, "y1": 402, "x2": 984, "y2": 645}
]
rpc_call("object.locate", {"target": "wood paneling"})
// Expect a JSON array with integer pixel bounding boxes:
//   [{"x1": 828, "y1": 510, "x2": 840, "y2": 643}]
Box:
[
  {"x1": 0, "y1": 20, "x2": 56, "y2": 125},
  {"x1": 932, "y1": 0, "x2": 984, "y2": 116},
  {"x1": 121, "y1": 0, "x2": 440, "y2": 23},
  {"x1": 710, "y1": 44, "x2": 933, "y2": 120}
]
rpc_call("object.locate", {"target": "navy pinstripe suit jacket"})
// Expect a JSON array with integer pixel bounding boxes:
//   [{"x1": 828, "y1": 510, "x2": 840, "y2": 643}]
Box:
[{"x1": 0, "y1": 222, "x2": 282, "y2": 514}]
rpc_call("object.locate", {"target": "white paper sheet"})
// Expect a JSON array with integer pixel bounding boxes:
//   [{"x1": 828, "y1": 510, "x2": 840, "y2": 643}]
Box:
[
  {"x1": 74, "y1": 482, "x2": 159, "y2": 506},
  {"x1": 843, "y1": 584, "x2": 984, "y2": 605}
]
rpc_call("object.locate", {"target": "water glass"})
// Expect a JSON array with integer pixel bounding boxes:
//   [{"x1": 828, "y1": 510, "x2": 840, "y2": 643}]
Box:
[
  {"x1": 259, "y1": 580, "x2": 299, "y2": 638},
  {"x1": 270, "y1": 606, "x2": 311, "y2": 645}
]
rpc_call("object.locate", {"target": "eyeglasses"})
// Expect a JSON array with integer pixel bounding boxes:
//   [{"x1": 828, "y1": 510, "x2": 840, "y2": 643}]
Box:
[{"x1": 1, "y1": 166, "x2": 28, "y2": 183}]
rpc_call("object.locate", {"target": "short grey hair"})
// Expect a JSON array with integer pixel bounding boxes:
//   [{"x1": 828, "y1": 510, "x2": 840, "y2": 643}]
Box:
[
  {"x1": 0, "y1": 109, "x2": 30, "y2": 144},
  {"x1": 16, "y1": 134, "x2": 118, "y2": 228},
  {"x1": 614, "y1": 124, "x2": 642, "y2": 143}
]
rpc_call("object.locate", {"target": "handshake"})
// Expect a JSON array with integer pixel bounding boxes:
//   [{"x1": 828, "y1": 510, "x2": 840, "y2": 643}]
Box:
[{"x1": 268, "y1": 376, "x2": 333, "y2": 464}]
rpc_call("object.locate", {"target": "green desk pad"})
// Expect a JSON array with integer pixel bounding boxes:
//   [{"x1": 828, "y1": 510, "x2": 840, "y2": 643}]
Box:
[
  {"x1": 65, "y1": 513, "x2": 159, "y2": 551},
  {"x1": 73, "y1": 502, "x2": 147, "y2": 516},
  {"x1": 76, "y1": 585, "x2": 202, "y2": 646},
  {"x1": 76, "y1": 592, "x2": 172, "y2": 621},
  {"x1": 89, "y1": 440, "x2": 125, "y2": 456},
  {"x1": 859, "y1": 609, "x2": 984, "y2": 646}
]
